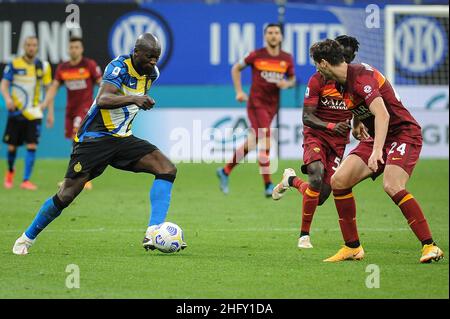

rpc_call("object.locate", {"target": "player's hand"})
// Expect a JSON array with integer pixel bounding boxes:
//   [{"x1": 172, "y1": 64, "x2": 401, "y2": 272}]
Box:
[
  {"x1": 333, "y1": 121, "x2": 352, "y2": 136},
  {"x1": 352, "y1": 122, "x2": 370, "y2": 140},
  {"x1": 368, "y1": 148, "x2": 384, "y2": 172},
  {"x1": 134, "y1": 96, "x2": 155, "y2": 110},
  {"x1": 46, "y1": 112, "x2": 54, "y2": 128},
  {"x1": 236, "y1": 91, "x2": 248, "y2": 103},
  {"x1": 5, "y1": 97, "x2": 15, "y2": 111},
  {"x1": 277, "y1": 79, "x2": 291, "y2": 89}
]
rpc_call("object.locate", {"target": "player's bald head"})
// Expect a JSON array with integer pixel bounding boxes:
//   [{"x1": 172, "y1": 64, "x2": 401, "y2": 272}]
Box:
[
  {"x1": 133, "y1": 33, "x2": 161, "y2": 75},
  {"x1": 135, "y1": 33, "x2": 161, "y2": 55}
]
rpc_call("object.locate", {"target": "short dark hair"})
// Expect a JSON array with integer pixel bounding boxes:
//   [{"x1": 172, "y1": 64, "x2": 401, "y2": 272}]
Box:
[
  {"x1": 69, "y1": 36, "x2": 83, "y2": 45},
  {"x1": 264, "y1": 23, "x2": 282, "y2": 34},
  {"x1": 309, "y1": 39, "x2": 345, "y2": 66},
  {"x1": 335, "y1": 35, "x2": 359, "y2": 63}
]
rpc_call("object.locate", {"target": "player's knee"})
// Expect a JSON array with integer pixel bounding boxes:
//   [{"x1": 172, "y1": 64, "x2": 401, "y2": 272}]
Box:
[
  {"x1": 56, "y1": 190, "x2": 75, "y2": 207},
  {"x1": 308, "y1": 174, "x2": 323, "y2": 190},
  {"x1": 166, "y1": 163, "x2": 177, "y2": 176},
  {"x1": 383, "y1": 180, "x2": 403, "y2": 197},
  {"x1": 330, "y1": 173, "x2": 346, "y2": 190}
]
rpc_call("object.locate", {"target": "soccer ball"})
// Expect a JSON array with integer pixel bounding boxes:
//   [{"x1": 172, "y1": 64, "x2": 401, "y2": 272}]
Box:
[{"x1": 153, "y1": 222, "x2": 184, "y2": 253}]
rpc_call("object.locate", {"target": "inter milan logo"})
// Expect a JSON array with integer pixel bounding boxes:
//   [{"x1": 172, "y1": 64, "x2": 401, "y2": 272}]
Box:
[
  {"x1": 395, "y1": 16, "x2": 447, "y2": 73},
  {"x1": 108, "y1": 10, "x2": 173, "y2": 70},
  {"x1": 74, "y1": 162, "x2": 82, "y2": 173}
]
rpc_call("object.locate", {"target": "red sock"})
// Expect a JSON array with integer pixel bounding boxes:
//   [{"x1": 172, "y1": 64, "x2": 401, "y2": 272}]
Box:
[
  {"x1": 300, "y1": 186, "x2": 320, "y2": 234},
  {"x1": 391, "y1": 190, "x2": 433, "y2": 244},
  {"x1": 333, "y1": 188, "x2": 359, "y2": 245},
  {"x1": 224, "y1": 142, "x2": 249, "y2": 175},
  {"x1": 258, "y1": 150, "x2": 271, "y2": 185},
  {"x1": 292, "y1": 177, "x2": 309, "y2": 195}
]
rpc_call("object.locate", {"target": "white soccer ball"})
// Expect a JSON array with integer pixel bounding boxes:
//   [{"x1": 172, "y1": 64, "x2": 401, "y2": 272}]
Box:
[{"x1": 153, "y1": 222, "x2": 184, "y2": 253}]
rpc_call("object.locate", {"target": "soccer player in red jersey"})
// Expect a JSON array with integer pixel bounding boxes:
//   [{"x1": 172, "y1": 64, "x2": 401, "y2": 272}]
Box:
[
  {"x1": 216, "y1": 23, "x2": 296, "y2": 197},
  {"x1": 41, "y1": 36, "x2": 102, "y2": 189},
  {"x1": 272, "y1": 36, "x2": 368, "y2": 249},
  {"x1": 309, "y1": 39, "x2": 443, "y2": 263}
]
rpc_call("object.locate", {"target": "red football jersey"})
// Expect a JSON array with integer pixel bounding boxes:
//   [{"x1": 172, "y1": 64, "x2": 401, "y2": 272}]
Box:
[
  {"x1": 343, "y1": 63, "x2": 422, "y2": 143},
  {"x1": 55, "y1": 57, "x2": 102, "y2": 117},
  {"x1": 303, "y1": 72, "x2": 353, "y2": 145},
  {"x1": 244, "y1": 48, "x2": 295, "y2": 111}
]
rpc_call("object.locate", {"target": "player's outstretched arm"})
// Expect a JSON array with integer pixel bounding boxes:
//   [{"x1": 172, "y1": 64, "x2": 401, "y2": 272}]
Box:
[
  {"x1": 303, "y1": 106, "x2": 350, "y2": 136},
  {"x1": 96, "y1": 82, "x2": 155, "y2": 110}
]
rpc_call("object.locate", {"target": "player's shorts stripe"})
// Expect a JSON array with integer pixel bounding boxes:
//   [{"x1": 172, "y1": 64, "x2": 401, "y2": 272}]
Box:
[
  {"x1": 398, "y1": 194, "x2": 414, "y2": 206},
  {"x1": 305, "y1": 188, "x2": 320, "y2": 197},
  {"x1": 334, "y1": 193, "x2": 353, "y2": 200}
]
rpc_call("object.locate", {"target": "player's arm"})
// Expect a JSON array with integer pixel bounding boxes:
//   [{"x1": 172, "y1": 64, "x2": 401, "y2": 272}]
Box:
[
  {"x1": 40, "y1": 80, "x2": 60, "y2": 110},
  {"x1": 352, "y1": 117, "x2": 370, "y2": 140},
  {"x1": 41, "y1": 62, "x2": 54, "y2": 127},
  {"x1": 1, "y1": 63, "x2": 15, "y2": 111},
  {"x1": 303, "y1": 75, "x2": 350, "y2": 136},
  {"x1": 0, "y1": 79, "x2": 14, "y2": 111},
  {"x1": 303, "y1": 106, "x2": 350, "y2": 136},
  {"x1": 367, "y1": 96, "x2": 390, "y2": 171},
  {"x1": 96, "y1": 82, "x2": 154, "y2": 110},
  {"x1": 277, "y1": 75, "x2": 296, "y2": 89},
  {"x1": 231, "y1": 61, "x2": 248, "y2": 102}
]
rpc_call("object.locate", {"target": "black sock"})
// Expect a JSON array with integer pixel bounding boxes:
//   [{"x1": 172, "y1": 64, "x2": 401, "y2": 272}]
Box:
[
  {"x1": 421, "y1": 239, "x2": 434, "y2": 246},
  {"x1": 288, "y1": 176, "x2": 296, "y2": 187},
  {"x1": 345, "y1": 240, "x2": 360, "y2": 248},
  {"x1": 300, "y1": 231, "x2": 309, "y2": 237},
  {"x1": 7, "y1": 150, "x2": 17, "y2": 172},
  {"x1": 265, "y1": 182, "x2": 272, "y2": 189}
]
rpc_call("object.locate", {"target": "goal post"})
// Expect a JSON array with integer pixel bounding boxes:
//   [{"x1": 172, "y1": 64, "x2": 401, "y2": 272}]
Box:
[{"x1": 384, "y1": 5, "x2": 449, "y2": 85}]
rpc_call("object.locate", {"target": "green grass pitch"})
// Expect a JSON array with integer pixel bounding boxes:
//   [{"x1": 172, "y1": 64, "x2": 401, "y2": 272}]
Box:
[{"x1": 0, "y1": 159, "x2": 448, "y2": 298}]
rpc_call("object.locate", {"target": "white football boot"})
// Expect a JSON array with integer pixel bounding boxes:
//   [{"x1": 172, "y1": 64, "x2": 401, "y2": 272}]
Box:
[
  {"x1": 142, "y1": 225, "x2": 159, "y2": 251},
  {"x1": 12, "y1": 233, "x2": 35, "y2": 255},
  {"x1": 298, "y1": 235, "x2": 313, "y2": 249},
  {"x1": 272, "y1": 168, "x2": 296, "y2": 200}
]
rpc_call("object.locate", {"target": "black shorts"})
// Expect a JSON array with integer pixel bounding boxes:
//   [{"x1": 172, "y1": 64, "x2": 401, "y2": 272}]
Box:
[
  {"x1": 3, "y1": 116, "x2": 42, "y2": 146},
  {"x1": 65, "y1": 135, "x2": 159, "y2": 180}
]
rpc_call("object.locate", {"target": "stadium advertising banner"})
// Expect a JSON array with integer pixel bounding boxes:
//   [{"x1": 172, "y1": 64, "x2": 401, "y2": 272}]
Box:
[
  {"x1": 1, "y1": 2, "x2": 355, "y2": 84},
  {"x1": 0, "y1": 2, "x2": 447, "y2": 86},
  {"x1": 133, "y1": 108, "x2": 449, "y2": 161}
]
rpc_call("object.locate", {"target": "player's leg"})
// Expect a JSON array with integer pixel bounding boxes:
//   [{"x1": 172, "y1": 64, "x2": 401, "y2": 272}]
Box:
[
  {"x1": 257, "y1": 127, "x2": 274, "y2": 197},
  {"x1": 13, "y1": 138, "x2": 112, "y2": 254},
  {"x1": 4, "y1": 144, "x2": 17, "y2": 189},
  {"x1": 114, "y1": 137, "x2": 183, "y2": 250},
  {"x1": 12, "y1": 174, "x2": 88, "y2": 255},
  {"x1": 296, "y1": 161, "x2": 325, "y2": 248},
  {"x1": 383, "y1": 141, "x2": 443, "y2": 263},
  {"x1": 132, "y1": 150, "x2": 177, "y2": 227},
  {"x1": 3, "y1": 116, "x2": 21, "y2": 189},
  {"x1": 324, "y1": 150, "x2": 374, "y2": 262},
  {"x1": 217, "y1": 108, "x2": 259, "y2": 194},
  {"x1": 217, "y1": 130, "x2": 257, "y2": 194},
  {"x1": 21, "y1": 119, "x2": 42, "y2": 190}
]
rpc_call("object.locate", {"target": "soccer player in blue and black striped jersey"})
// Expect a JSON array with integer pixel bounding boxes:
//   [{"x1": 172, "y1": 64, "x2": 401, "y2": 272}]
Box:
[{"x1": 12, "y1": 33, "x2": 186, "y2": 254}]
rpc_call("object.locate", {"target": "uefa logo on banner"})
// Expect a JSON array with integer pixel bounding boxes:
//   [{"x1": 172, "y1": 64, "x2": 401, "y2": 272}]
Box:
[
  {"x1": 108, "y1": 10, "x2": 173, "y2": 69},
  {"x1": 394, "y1": 16, "x2": 447, "y2": 74}
]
